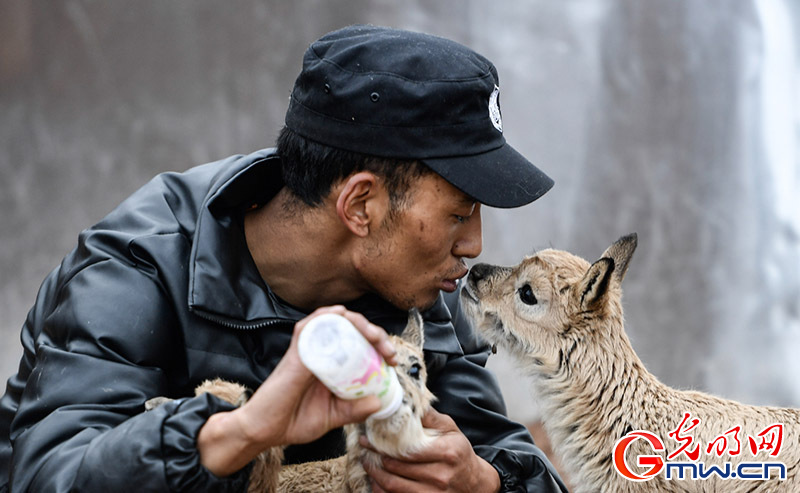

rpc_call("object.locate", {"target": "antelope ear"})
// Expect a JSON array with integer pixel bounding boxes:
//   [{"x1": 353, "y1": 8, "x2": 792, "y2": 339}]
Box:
[
  {"x1": 401, "y1": 308, "x2": 425, "y2": 348},
  {"x1": 600, "y1": 233, "x2": 637, "y2": 283},
  {"x1": 576, "y1": 257, "x2": 614, "y2": 311}
]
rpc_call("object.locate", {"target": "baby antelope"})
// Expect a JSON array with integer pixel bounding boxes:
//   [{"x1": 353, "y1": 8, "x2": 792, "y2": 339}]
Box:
[{"x1": 460, "y1": 234, "x2": 800, "y2": 493}]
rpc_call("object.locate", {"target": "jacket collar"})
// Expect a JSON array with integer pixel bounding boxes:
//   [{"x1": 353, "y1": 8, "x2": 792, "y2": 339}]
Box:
[{"x1": 187, "y1": 149, "x2": 462, "y2": 355}]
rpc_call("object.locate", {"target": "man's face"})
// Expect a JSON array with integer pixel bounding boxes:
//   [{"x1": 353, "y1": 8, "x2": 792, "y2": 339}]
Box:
[{"x1": 357, "y1": 172, "x2": 483, "y2": 311}]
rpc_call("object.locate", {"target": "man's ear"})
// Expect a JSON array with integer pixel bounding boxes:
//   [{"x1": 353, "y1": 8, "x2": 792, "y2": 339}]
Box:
[{"x1": 335, "y1": 172, "x2": 387, "y2": 237}]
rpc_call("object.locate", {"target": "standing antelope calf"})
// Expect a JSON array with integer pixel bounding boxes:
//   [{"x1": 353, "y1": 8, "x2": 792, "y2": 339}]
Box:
[
  {"x1": 460, "y1": 233, "x2": 800, "y2": 492},
  {"x1": 147, "y1": 310, "x2": 437, "y2": 492}
]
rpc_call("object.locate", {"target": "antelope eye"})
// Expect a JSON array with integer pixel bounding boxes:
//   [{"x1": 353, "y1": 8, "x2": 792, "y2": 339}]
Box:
[
  {"x1": 518, "y1": 284, "x2": 538, "y2": 305},
  {"x1": 408, "y1": 363, "x2": 422, "y2": 380}
]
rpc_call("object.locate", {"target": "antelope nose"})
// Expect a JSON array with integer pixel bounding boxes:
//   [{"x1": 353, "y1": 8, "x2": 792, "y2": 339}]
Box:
[{"x1": 468, "y1": 263, "x2": 494, "y2": 284}]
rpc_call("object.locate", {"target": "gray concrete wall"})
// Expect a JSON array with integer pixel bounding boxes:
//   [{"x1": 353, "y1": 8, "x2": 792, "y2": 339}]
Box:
[{"x1": 2, "y1": 0, "x2": 799, "y2": 423}]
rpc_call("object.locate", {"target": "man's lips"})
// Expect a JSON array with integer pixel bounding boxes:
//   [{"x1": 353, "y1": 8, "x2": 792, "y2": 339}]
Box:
[
  {"x1": 440, "y1": 279, "x2": 459, "y2": 292},
  {"x1": 440, "y1": 265, "x2": 469, "y2": 292}
]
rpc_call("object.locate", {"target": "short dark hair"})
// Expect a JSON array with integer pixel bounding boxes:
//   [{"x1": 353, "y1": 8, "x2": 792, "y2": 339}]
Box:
[{"x1": 276, "y1": 126, "x2": 432, "y2": 209}]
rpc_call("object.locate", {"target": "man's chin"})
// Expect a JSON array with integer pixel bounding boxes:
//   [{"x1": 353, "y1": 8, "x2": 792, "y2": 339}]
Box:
[
  {"x1": 389, "y1": 291, "x2": 440, "y2": 313},
  {"x1": 421, "y1": 288, "x2": 448, "y2": 310}
]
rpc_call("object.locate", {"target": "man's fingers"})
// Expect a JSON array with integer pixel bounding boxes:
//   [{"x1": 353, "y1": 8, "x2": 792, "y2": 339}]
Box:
[
  {"x1": 364, "y1": 458, "x2": 429, "y2": 493},
  {"x1": 359, "y1": 435, "x2": 378, "y2": 453},
  {"x1": 333, "y1": 395, "x2": 381, "y2": 426},
  {"x1": 293, "y1": 306, "x2": 397, "y2": 366},
  {"x1": 341, "y1": 311, "x2": 397, "y2": 365},
  {"x1": 380, "y1": 456, "x2": 446, "y2": 482},
  {"x1": 370, "y1": 481, "x2": 388, "y2": 493},
  {"x1": 421, "y1": 407, "x2": 458, "y2": 431}
]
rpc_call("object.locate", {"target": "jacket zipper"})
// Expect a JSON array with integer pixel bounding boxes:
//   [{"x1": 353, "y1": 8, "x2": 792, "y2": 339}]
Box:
[{"x1": 193, "y1": 309, "x2": 295, "y2": 331}]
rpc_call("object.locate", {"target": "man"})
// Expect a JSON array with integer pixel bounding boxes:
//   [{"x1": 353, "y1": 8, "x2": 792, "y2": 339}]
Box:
[{"x1": 0, "y1": 25, "x2": 566, "y2": 492}]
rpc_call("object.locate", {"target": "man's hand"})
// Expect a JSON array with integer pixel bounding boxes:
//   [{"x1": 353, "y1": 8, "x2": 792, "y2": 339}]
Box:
[
  {"x1": 361, "y1": 408, "x2": 501, "y2": 493},
  {"x1": 198, "y1": 305, "x2": 398, "y2": 477}
]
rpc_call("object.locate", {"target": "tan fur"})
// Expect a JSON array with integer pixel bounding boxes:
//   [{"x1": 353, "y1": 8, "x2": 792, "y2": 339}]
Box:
[
  {"x1": 146, "y1": 310, "x2": 436, "y2": 492},
  {"x1": 461, "y1": 233, "x2": 800, "y2": 492}
]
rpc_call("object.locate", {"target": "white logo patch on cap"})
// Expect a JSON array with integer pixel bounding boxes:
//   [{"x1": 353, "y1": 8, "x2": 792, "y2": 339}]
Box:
[{"x1": 489, "y1": 85, "x2": 502, "y2": 133}]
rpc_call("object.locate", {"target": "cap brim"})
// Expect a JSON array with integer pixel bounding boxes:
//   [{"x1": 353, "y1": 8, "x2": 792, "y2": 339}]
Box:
[{"x1": 421, "y1": 143, "x2": 554, "y2": 208}]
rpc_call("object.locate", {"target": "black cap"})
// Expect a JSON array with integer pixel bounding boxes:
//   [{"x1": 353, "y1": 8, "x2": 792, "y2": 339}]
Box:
[{"x1": 285, "y1": 25, "x2": 553, "y2": 208}]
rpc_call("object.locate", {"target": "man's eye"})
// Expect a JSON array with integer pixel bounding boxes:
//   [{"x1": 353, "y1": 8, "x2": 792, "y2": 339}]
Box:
[
  {"x1": 454, "y1": 215, "x2": 466, "y2": 224},
  {"x1": 518, "y1": 284, "x2": 538, "y2": 305}
]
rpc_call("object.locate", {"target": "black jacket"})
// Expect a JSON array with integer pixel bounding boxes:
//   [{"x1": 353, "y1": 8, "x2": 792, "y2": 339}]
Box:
[{"x1": 0, "y1": 149, "x2": 567, "y2": 492}]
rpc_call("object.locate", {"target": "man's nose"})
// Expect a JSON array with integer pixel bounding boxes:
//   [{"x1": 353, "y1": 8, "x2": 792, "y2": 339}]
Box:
[{"x1": 453, "y1": 204, "x2": 482, "y2": 259}]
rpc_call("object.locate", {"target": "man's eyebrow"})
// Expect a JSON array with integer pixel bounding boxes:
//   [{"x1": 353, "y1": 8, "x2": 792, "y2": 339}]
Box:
[
  {"x1": 458, "y1": 195, "x2": 478, "y2": 206},
  {"x1": 456, "y1": 197, "x2": 478, "y2": 215}
]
